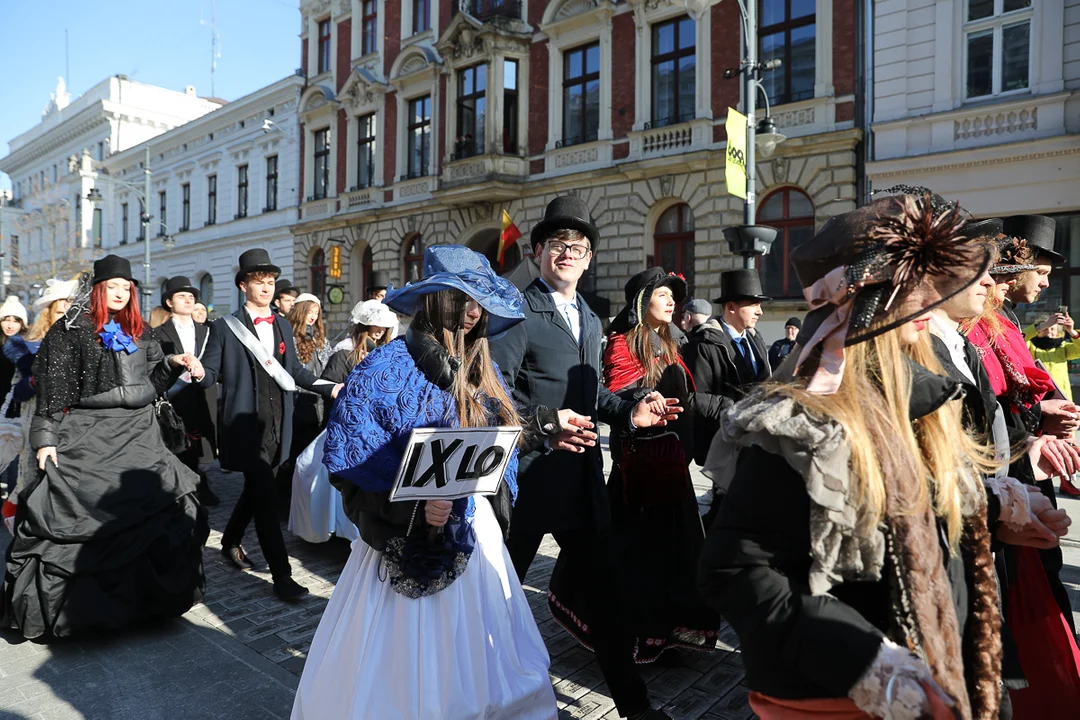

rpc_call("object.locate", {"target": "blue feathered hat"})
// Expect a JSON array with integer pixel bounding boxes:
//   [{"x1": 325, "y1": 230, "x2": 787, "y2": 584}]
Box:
[{"x1": 383, "y1": 245, "x2": 525, "y2": 336}]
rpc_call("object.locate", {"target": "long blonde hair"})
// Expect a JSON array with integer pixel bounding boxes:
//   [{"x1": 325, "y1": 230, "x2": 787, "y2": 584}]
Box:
[
  {"x1": 149, "y1": 306, "x2": 171, "y2": 328},
  {"x1": 624, "y1": 322, "x2": 679, "y2": 387},
  {"x1": 347, "y1": 322, "x2": 392, "y2": 367},
  {"x1": 26, "y1": 299, "x2": 69, "y2": 341},
  {"x1": 777, "y1": 326, "x2": 995, "y2": 550},
  {"x1": 413, "y1": 290, "x2": 518, "y2": 429}
]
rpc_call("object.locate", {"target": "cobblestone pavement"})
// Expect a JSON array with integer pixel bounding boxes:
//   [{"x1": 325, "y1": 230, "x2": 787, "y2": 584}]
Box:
[{"x1": 5, "y1": 450, "x2": 1080, "y2": 719}]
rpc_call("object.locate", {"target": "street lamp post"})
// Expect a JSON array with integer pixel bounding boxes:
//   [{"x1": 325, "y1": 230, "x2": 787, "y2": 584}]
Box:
[
  {"x1": 690, "y1": 0, "x2": 786, "y2": 270},
  {"x1": 87, "y1": 145, "x2": 172, "y2": 318}
]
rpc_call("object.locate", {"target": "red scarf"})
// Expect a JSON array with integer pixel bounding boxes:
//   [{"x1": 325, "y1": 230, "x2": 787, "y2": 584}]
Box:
[
  {"x1": 603, "y1": 332, "x2": 695, "y2": 394},
  {"x1": 966, "y1": 314, "x2": 1053, "y2": 412}
]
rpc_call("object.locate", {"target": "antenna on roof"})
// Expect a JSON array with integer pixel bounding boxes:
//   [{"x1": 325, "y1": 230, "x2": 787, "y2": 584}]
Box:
[{"x1": 200, "y1": 0, "x2": 221, "y2": 97}]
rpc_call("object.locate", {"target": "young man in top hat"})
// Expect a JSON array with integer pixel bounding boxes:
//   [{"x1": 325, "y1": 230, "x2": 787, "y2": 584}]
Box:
[
  {"x1": 767, "y1": 316, "x2": 802, "y2": 370},
  {"x1": 156, "y1": 276, "x2": 219, "y2": 506},
  {"x1": 491, "y1": 195, "x2": 682, "y2": 720},
  {"x1": 366, "y1": 270, "x2": 390, "y2": 302},
  {"x1": 195, "y1": 249, "x2": 342, "y2": 601},
  {"x1": 273, "y1": 279, "x2": 298, "y2": 316},
  {"x1": 682, "y1": 269, "x2": 771, "y2": 525},
  {"x1": 1000, "y1": 215, "x2": 1063, "y2": 332}
]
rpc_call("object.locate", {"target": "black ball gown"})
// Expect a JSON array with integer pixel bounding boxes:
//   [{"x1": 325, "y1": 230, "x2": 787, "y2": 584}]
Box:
[{"x1": 1, "y1": 314, "x2": 210, "y2": 639}]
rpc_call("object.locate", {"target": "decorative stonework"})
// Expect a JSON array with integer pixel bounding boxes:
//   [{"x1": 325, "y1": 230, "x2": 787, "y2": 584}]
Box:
[
  {"x1": 773, "y1": 107, "x2": 815, "y2": 128},
  {"x1": 555, "y1": 0, "x2": 599, "y2": 21},
  {"x1": 399, "y1": 179, "x2": 431, "y2": 198},
  {"x1": 954, "y1": 107, "x2": 1037, "y2": 141},
  {"x1": 553, "y1": 147, "x2": 598, "y2": 168},
  {"x1": 448, "y1": 160, "x2": 487, "y2": 180}
]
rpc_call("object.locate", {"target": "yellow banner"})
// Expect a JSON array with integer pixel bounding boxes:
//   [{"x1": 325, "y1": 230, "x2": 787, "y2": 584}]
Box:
[{"x1": 725, "y1": 107, "x2": 748, "y2": 200}]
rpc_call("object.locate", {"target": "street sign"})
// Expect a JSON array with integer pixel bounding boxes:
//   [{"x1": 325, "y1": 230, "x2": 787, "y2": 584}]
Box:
[
  {"x1": 390, "y1": 426, "x2": 521, "y2": 502},
  {"x1": 328, "y1": 245, "x2": 342, "y2": 279}
]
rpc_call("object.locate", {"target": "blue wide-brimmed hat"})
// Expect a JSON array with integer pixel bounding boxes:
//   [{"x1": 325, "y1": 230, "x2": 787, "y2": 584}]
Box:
[{"x1": 383, "y1": 245, "x2": 525, "y2": 337}]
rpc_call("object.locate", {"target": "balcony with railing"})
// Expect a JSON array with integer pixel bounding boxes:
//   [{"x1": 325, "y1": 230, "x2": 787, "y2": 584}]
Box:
[{"x1": 626, "y1": 114, "x2": 712, "y2": 161}]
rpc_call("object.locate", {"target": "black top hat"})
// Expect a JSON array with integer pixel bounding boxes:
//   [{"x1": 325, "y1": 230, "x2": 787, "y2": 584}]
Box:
[
  {"x1": 713, "y1": 270, "x2": 770, "y2": 304},
  {"x1": 962, "y1": 217, "x2": 1003, "y2": 240},
  {"x1": 609, "y1": 267, "x2": 687, "y2": 334},
  {"x1": 235, "y1": 248, "x2": 281, "y2": 287},
  {"x1": 530, "y1": 195, "x2": 599, "y2": 248},
  {"x1": 273, "y1": 278, "x2": 298, "y2": 300},
  {"x1": 162, "y1": 276, "x2": 199, "y2": 305},
  {"x1": 1003, "y1": 215, "x2": 1063, "y2": 265},
  {"x1": 368, "y1": 270, "x2": 391, "y2": 291},
  {"x1": 92, "y1": 254, "x2": 138, "y2": 285}
]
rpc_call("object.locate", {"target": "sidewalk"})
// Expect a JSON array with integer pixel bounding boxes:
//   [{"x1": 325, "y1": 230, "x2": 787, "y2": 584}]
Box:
[{"x1": 3, "y1": 457, "x2": 1080, "y2": 719}]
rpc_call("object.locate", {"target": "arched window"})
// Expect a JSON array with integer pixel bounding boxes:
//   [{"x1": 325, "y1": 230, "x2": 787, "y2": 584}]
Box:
[
  {"x1": 310, "y1": 248, "x2": 327, "y2": 300},
  {"x1": 198, "y1": 274, "x2": 214, "y2": 312},
  {"x1": 362, "y1": 245, "x2": 374, "y2": 295},
  {"x1": 652, "y1": 203, "x2": 695, "y2": 290},
  {"x1": 403, "y1": 234, "x2": 424, "y2": 284},
  {"x1": 467, "y1": 228, "x2": 521, "y2": 274},
  {"x1": 758, "y1": 188, "x2": 814, "y2": 298}
]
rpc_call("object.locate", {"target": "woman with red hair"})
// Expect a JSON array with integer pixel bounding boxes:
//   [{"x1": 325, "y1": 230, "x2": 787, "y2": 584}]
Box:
[{"x1": 2, "y1": 255, "x2": 211, "y2": 640}]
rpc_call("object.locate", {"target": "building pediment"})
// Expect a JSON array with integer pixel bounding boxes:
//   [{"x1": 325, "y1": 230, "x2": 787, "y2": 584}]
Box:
[
  {"x1": 390, "y1": 45, "x2": 442, "y2": 83},
  {"x1": 437, "y1": 9, "x2": 531, "y2": 63},
  {"x1": 339, "y1": 67, "x2": 390, "y2": 111},
  {"x1": 299, "y1": 84, "x2": 340, "y2": 122},
  {"x1": 541, "y1": 0, "x2": 616, "y2": 39}
]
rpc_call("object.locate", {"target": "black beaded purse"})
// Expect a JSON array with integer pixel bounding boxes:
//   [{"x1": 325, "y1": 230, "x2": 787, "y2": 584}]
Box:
[{"x1": 380, "y1": 501, "x2": 472, "y2": 599}]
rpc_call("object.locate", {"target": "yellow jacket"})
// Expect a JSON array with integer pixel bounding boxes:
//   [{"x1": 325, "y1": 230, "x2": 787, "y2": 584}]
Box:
[{"x1": 1027, "y1": 332, "x2": 1080, "y2": 402}]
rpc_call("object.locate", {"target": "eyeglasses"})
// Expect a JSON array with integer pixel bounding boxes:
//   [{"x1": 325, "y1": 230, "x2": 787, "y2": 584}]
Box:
[{"x1": 545, "y1": 241, "x2": 591, "y2": 260}]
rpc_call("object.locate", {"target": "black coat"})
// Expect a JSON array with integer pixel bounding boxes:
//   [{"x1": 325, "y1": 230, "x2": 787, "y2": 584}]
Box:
[
  {"x1": 154, "y1": 319, "x2": 213, "y2": 440},
  {"x1": 198, "y1": 309, "x2": 333, "y2": 471},
  {"x1": 490, "y1": 278, "x2": 634, "y2": 535},
  {"x1": 698, "y1": 371, "x2": 975, "y2": 701},
  {"x1": 681, "y1": 318, "x2": 770, "y2": 466}
]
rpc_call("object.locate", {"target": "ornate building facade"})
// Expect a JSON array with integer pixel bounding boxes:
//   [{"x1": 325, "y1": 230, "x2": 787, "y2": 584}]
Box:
[{"x1": 292, "y1": 0, "x2": 865, "y2": 338}]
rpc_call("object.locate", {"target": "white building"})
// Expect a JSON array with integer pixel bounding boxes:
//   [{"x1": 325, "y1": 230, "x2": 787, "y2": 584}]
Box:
[
  {"x1": 0, "y1": 76, "x2": 222, "y2": 300},
  {"x1": 100, "y1": 75, "x2": 304, "y2": 316},
  {"x1": 868, "y1": 0, "x2": 1080, "y2": 310}
]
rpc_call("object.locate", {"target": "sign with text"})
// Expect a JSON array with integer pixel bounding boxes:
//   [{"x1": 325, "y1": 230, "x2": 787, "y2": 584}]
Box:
[{"x1": 389, "y1": 427, "x2": 522, "y2": 502}]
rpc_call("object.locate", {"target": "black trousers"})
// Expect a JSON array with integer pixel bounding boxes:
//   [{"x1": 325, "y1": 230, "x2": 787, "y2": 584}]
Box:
[
  {"x1": 221, "y1": 456, "x2": 292, "y2": 581},
  {"x1": 507, "y1": 528, "x2": 649, "y2": 717}
]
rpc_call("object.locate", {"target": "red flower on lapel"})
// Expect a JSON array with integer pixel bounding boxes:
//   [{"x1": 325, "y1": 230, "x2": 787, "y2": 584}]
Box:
[{"x1": 278, "y1": 341, "x2": 286, "y2": 356}]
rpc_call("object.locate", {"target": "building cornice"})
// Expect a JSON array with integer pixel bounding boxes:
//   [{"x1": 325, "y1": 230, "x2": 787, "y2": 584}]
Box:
[{"x1": 868, "y1": 135, "x2": 1080, "y2": 178}]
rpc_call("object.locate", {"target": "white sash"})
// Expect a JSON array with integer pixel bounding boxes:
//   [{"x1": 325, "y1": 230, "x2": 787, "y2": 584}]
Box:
[{"x1": 223, "y1": 314, "x2": 298, "y2": 392}]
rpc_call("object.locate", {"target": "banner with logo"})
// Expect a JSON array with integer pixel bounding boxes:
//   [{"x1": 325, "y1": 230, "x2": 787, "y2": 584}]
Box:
[{"x1": 725, "y1": 107, "x2": 748, "y2": 200}]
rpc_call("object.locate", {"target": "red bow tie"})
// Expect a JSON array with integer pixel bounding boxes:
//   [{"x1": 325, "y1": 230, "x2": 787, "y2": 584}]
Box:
[{"x1": 254, "y1": 315, "x2": 274, "y2": 326}]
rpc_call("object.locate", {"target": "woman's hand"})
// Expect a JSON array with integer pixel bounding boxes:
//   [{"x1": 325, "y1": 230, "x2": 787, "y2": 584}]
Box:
[
  {"x1": 37, "y1": 446, "x2": 57, "y2": 470},
  {"x1": 630, "y1": 391, "x2": 683, "y2": 429},
  {"x1": 424, "y1": 500, "x2": 453, "y2": 528}
]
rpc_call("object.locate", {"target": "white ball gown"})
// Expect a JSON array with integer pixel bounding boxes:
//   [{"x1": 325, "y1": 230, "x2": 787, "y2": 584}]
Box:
[{"x1": 291, "y1": 497, "x2": 557, "y2": 719}]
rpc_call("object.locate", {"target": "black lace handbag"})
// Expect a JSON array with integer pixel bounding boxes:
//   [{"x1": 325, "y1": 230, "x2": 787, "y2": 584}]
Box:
[
  {"x1": 379, "y1": 502, "x2": 472, "y2": 599},
  {"x1": 154, "y1": 397, "x2": 189, "y2": 454}
]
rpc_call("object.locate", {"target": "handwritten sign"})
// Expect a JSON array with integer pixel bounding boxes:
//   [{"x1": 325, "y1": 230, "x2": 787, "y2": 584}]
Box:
[{"x1": 389, "y1": 427, "x2": 522, "y2": 502}]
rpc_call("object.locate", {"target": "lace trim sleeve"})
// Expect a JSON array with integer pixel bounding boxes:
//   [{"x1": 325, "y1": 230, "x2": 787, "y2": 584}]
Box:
[
  {"x1": 985, "y1": 476, "x2": 1032, "y2": 531},
  {"x1": 848, "y1": 638, "x2": 939, "y2": 720}
]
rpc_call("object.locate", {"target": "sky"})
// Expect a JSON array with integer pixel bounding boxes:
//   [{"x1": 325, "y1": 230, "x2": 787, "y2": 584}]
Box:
[{"x1": 0, "y1": 0, "x2": 302, "y2": 192}]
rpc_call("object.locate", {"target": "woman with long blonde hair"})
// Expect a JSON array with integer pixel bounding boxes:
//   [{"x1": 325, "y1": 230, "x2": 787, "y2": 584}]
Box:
[
  {"x1": 699, "y1": 195, "x2": 1004, "y2": 720},
  {"x1": 292, "y1": 246, "x2": 557, "y2": 719}
]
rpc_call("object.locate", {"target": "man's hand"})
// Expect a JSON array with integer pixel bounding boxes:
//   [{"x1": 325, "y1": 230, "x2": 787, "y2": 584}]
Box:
[
  {"x1": 630, "y1": 391, "x2": 683, "y2": 429},
  {"x1": 37, "y1": 446, "x2": 57, "y2": 470},
  {"x1": 425, "y1": 499, "x2": 453, "y2": 527},
  {"x1": 1029, "y1": 435, "x2": 1080, "y2": 480},
  {"x1": 1031, "y1": 487, "x2": 1071, "y2": 538},
  {"x1": 548, "y1": 409, "x2": 598, "y2": 454},
  {"x1": 1040, "y1": 399, "x2": 1080, "y2": 438}
]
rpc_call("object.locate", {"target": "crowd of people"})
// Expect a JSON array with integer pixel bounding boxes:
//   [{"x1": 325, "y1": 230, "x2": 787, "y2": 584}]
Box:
[{"x1": 1, "y1": 190, "x2": 1079, "y2": 720}]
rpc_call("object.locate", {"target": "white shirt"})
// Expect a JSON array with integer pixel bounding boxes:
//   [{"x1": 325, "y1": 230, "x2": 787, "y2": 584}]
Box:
[
  {"x1": 171, "y1": 315, "x2": 197, "y2": 356},
  {"x1": 928, "y1": 313, "x2": 1009, "y2": 475},
  {"x1": 721, "y1": 320, "x2": 758, "y2": 374},
  {"x1": 539, "y1": 278, "x2": 580, "y2": 343},
  {"x1": 245, "y1": 306, "x2": 276, "y2": 357}
]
